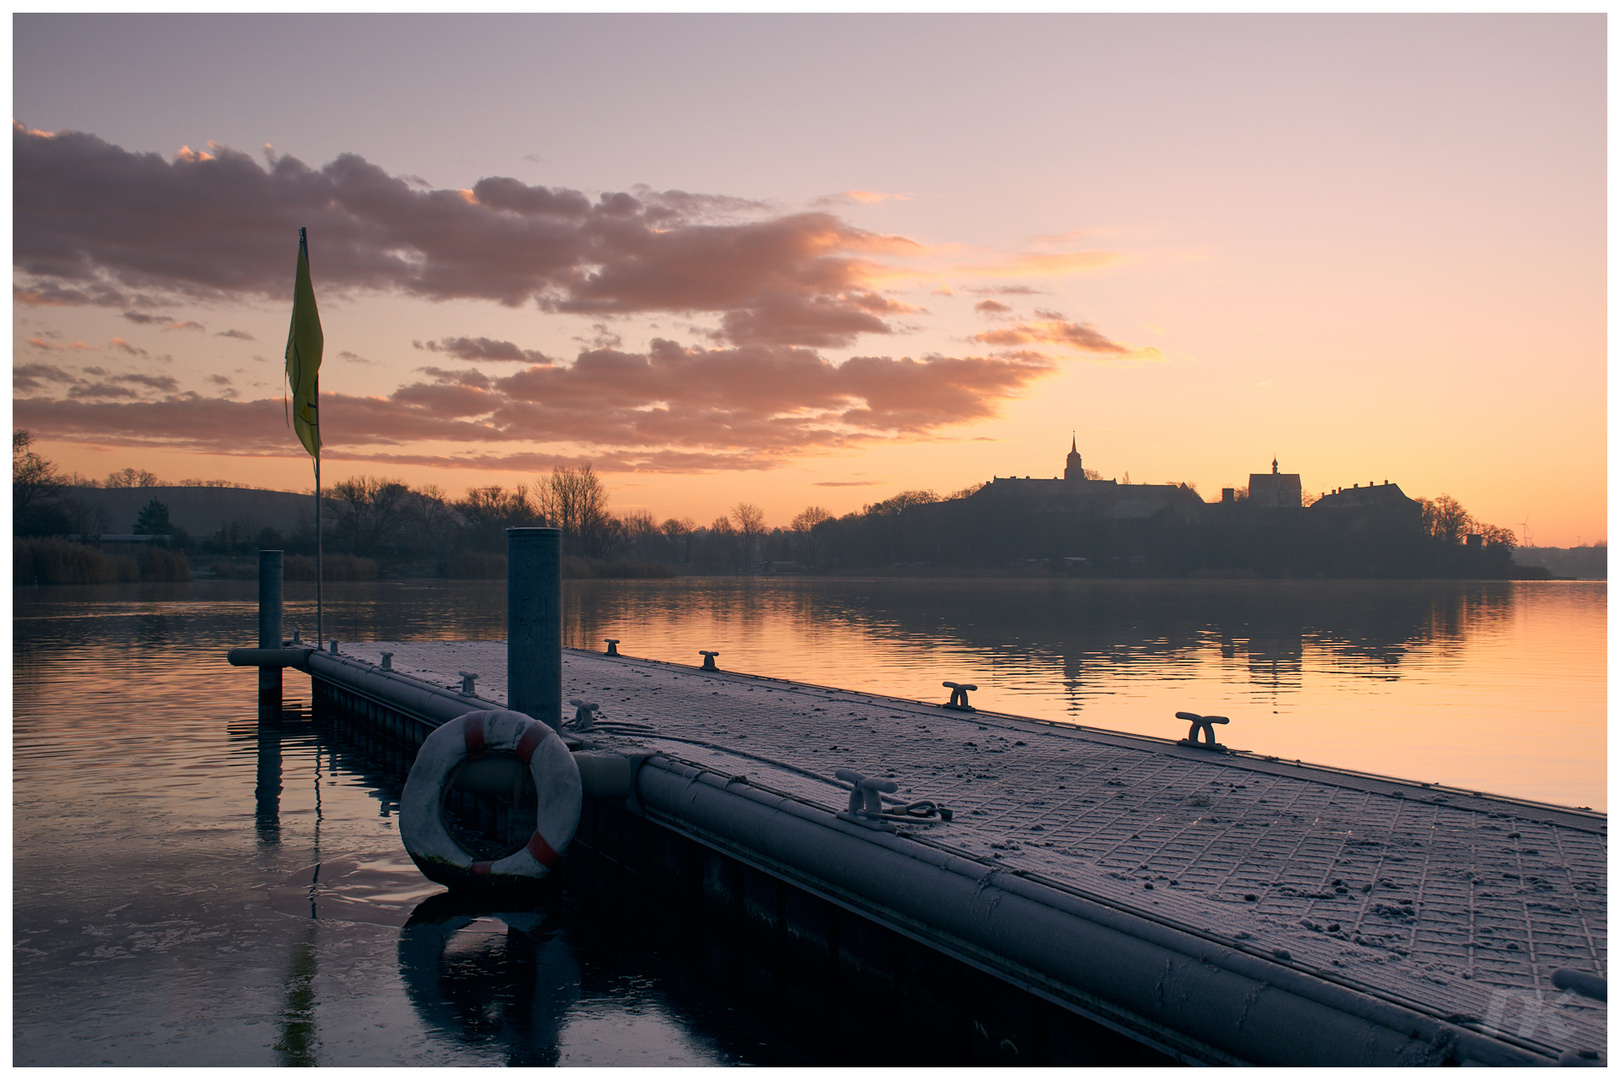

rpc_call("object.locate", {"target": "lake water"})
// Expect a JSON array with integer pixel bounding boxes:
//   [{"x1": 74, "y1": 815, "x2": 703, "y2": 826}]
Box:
[{"x1": 13, "y1": 576, "x2": 1606, "y2": 1065}]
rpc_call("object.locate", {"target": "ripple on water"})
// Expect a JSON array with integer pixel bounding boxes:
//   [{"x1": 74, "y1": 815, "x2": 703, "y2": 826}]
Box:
[{"x1": 267, "y1": 851, "x2": 447, "y2": 927}]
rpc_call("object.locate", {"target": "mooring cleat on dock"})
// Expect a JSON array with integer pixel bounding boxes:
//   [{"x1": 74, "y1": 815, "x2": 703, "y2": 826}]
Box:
[
  {"x1": 567, "y1": 699, "x2": 600, "y2": 731},
  {"x1": 835, "y1": 768, "x2": 952, "y2": 828},
  {"x1": 699, "y1": 650, "x2": 719, "y2": 671},
  {"x1": 1176, "y1": 710, "x2": 1229, "y2": 750},
  {"x1": 1552, "y1": 967, "x2": 1607, "y2": 1002},
  {"x1": 379, "y1": 651, "x2": 394, "y2": 671},
  {"x1": 941, "y1": 681, "x2": 978, "y2": 711},
  {"x1": 1559, "y1": 1049, "x2": 1606, "y2": 1067},
  {"x1": 456, "y1": 671, "x2": 479, "y2": 696},
  {"x1": 603, "y1": 638, "x2": 620, "y2": 657},
  {"x1": 835, "y1": 768, "x2": 899, "y2": 829}
]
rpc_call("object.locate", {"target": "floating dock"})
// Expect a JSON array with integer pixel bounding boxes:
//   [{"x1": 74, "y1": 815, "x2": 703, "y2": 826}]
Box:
[{"x1": 266, "y1": 636, "x2": 1603, "y2": 1066}]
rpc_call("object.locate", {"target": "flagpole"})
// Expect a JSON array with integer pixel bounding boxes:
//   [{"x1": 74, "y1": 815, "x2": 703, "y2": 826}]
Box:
[
  {"x1": 287, "y1": 225, "x2": 324, "y2": 646},
  {"x1": 315, "y1": 381, "x2": 323, "y2": 647}
]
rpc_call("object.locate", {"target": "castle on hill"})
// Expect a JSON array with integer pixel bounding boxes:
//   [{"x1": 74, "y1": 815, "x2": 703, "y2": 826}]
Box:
[
  {"x1": 867, "y1": 436, "x2": 1493, "y2": 577},
  {"x1": 955, "y1": 437, "x2": 1419, "y2": 529}
]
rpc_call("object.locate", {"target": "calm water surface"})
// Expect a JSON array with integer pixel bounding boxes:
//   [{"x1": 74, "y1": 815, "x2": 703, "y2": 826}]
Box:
[{"x1": 13, "y1": 576, "x2": 1605, "y2": 1066}]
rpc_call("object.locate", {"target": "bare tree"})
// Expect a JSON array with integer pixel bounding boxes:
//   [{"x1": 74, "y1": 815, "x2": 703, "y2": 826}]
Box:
[
  {"x1": 698, "y1": 515, "x2": 737, "y2": 573},
  {"x1": 1419, "y1": 494, "x2": 1474, "y2": 545},
  {"x1": 405, "y1": 484, "x2": 462, "y2": 560},
  {"x1": 731, "y1": 502, "x2": 766, "y2": 572},
  {"x1": 790, "y1": 505, "x2": 833, "y2": 568},
  {"x1": 660, "y1": 517, "x2": 695, "y2": 566},
  {"x1": 621, "y1": 510, "x2": 663, "y2": 562},
  {"x1": 863, "y1": 490, "x2": 939, "y2": 516},
  {"x1": 13, "y1": 430, "x2": 64, "y2": 518},
  {"x1": 329, "y1": 476, "x2": 412, "y2": 558},
  {"x1": 537, "y1": 463, "x2": 614, "y2": 558},
  {"x1": 455, "y1": 485, "x2": 536, "y2": 551},
  {"x1": 104, "y1": 466, "x2": 161, "y2": 488}
]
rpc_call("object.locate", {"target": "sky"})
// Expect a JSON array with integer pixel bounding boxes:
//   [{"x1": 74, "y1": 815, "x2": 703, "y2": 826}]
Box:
[{"x1": 11, "y1": 14, "x2": 1607, "y2": 545}]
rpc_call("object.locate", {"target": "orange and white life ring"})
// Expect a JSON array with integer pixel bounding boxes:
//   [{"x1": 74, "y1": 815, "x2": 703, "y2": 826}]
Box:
[{"x1": 401, "y1": 710, "x2": 581, "y2": 889}]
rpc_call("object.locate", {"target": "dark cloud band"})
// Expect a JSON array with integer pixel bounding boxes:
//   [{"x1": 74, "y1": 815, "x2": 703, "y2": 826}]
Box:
[{"x1": 14, "y1": 123, "x2": 915, "y2": 348}]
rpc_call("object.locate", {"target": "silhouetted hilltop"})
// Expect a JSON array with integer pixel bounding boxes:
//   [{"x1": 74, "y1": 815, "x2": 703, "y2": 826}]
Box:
[
  {"x1": 1513, "y1": 546, "x2": 1606, "y2": 580},
  {"x1": 62, "y1": 485, "x2": 311, "y2": 540}
]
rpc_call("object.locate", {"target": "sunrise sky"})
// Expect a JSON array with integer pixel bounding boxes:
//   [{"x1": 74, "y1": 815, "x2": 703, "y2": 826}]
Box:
[{"x1": 12, "y1": 14, "x2": 1606, "y2": 545}]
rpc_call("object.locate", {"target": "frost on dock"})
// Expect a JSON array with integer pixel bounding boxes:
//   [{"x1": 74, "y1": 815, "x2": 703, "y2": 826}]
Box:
[{"x1": 347, "y1": 639, "x2": 1606, "y2": 1057}]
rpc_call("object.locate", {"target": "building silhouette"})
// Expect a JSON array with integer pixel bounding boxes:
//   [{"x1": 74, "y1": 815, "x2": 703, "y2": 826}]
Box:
[{"x1": 1247, "y1": 458, "x2": 1302, "y2": 508}]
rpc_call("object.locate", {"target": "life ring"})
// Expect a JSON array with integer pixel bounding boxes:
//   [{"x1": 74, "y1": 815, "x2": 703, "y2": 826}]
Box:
[{"x1": 401, "y1": 710, "x2": 582, "y2": 889}]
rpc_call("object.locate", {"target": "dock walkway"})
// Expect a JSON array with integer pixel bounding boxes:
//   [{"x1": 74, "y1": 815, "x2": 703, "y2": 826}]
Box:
[{"x1": 335, "y1": 639, "x2": 1605, "y2": 1062}]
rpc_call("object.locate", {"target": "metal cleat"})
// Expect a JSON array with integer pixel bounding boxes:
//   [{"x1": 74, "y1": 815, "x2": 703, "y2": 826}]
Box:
[
  {"x1": 380, "y1": 651, "x2": 394, "y2": 671},
  {"x1": 699, "y1": 650, "x2": 719, "y2": 671},
  {"x1": 568, "y1": 698, "x2": 600, "y2": 731},
  {"x1": 1176, "y1": 710, "x2": 1229, "y2": 750},
  {"x1": 942, "y1": 681, "x2": 978, "y2": 711},
  {"x1": 836, "y1": 768, "x2": 898, "y2": 818},
  {"x1": 1553, "y1": 968, "x2": 1607, "y2": 1002},
  {"x1": 329, "y1": 639, "x2": 340, "y2": 654},
  {"x1": 457, "y1": 671, "x2": 478, "y2": 696},
  {"x1": 604, "y1": 638, "x2": 620, "y2": 657},
  {"x1": 834, "y1": 769, "x2": 952, "y2": 828}
]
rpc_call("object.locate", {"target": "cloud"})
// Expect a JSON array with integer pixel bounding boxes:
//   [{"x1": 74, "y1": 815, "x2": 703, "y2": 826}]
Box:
[
  {"x1": 216, "y1": 328, "x2": 254, "y2": 340},
  {"x1": 15, "y1": 281, "x2": 138, "y2": 307},
  {"x1": 107, "y1": 338, "x2": 148, "y2": 356},
  {"x1": 13, "y1": 363, "x2": 78, "y2": 392},
  {"x1": 336, "y1": 349, "x2": 375, "y2": 365},
  {"x1": 65, "y1": 371, "x2": 182, "y2": 400},
  {"x1": 122, "y1": 311, "x2": 169, "y2": 324},
  {"x1": 13, "y1": 123, "x2": 922, "y2": 348},
  {"x1": 27, "y1": 337, "x2": 97, "y2": 351},
  {"x1": 814, "y1": 190, "x2": 914, "y2": 207},
  {"x1": 813, "y1": 480, "x2": 882, "y2": 487},
  {"x1": 971, "y1": 312, "x2": 1163, "y2": 361},
  {"x1": 161, "y1": 319, "x2": 206, "y2": 332},
  {"x1": 974, "y1": 300, "x2": 1012, "y2": 315},
  {"x1": 414, "y1": 336, "x2": 551, "y2": 364},
  {"x1": 15, "y1": 340, "x2": 1054, "y2": 472}
]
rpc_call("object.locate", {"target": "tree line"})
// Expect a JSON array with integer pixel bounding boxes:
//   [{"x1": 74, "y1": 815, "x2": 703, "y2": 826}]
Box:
[{"x1": 13, "y1": 428, "x2": 1544, "y2": 579}]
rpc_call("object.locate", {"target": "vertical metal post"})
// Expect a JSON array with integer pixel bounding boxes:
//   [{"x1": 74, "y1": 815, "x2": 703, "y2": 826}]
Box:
[
  {"x1": 259, "y1": 549, "x2": 284, "y2": 703},
  {"x1": 507, "y1": 527, "x2": 562, "y2": 731}
]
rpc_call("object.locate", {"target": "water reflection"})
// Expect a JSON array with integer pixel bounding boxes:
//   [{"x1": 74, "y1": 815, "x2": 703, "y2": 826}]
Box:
[
  {"x1": 254, "y1": 713, "x2": 284, "y2": 846},
  {"x1": 399, "y1": 894, "x2": 580, "y2": 1067},
  {"x1": 558, "y1": 578, "x2": 1526, "y2": 706}
]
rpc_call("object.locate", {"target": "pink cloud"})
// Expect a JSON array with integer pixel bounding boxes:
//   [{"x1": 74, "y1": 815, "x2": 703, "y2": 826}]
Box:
[
  {"x1": 14, "y1": 123, "x2": 919, "y2": 348},
  {"x1": 27, "y1": 337, "x2": 98, "y2": 351},
  {"x1": 14, "y1": 340, "x2": 1053, "y2": 472},
  {"x1": 970, "y1": 311, "x2": 1159, "y2": 359}
]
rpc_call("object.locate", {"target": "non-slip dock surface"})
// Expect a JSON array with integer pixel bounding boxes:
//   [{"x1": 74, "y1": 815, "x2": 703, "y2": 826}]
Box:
[{"x1": 346, "y1": 640, "x2": 1606, "y2": 1057}]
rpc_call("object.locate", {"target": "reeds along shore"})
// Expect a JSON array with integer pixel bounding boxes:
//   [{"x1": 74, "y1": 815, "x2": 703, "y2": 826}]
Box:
[{"x1": 13, "y1": 537, "x2": 191, "y2": 585}]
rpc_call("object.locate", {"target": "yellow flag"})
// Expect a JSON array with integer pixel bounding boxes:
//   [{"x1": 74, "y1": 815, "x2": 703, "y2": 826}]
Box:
[{"x1": 284, "y1": 227, "x2": 323, "y2": 458}]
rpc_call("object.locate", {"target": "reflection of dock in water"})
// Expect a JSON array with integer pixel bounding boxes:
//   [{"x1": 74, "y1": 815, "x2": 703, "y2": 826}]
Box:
[{"x1": 292, "y1": 637, "x2": 1604, "y2": 1067}]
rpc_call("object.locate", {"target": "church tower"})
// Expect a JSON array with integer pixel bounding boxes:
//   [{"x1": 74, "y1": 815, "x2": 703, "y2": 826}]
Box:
[{"x1": 1064, "y1": 434, "x2": 1084, "y2": 481}]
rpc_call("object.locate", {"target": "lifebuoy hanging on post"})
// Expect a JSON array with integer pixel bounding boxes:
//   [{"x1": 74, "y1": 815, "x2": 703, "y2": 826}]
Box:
[{"x1": 401, "y1": 710, "x2": 581, "y2": 889}]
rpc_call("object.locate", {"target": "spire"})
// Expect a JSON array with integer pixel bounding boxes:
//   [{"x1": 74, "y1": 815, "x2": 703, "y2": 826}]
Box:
[{"x1": 1064, "y1": 432, "x2": 1083, "y2": 481}]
